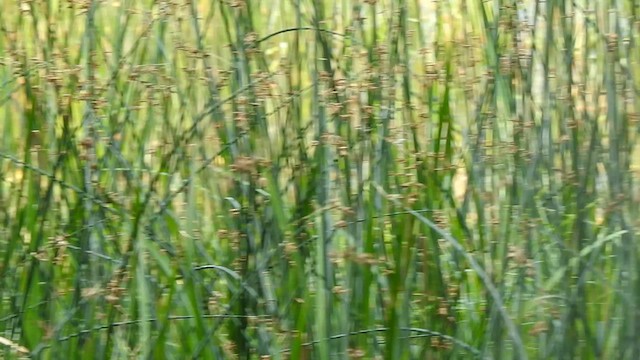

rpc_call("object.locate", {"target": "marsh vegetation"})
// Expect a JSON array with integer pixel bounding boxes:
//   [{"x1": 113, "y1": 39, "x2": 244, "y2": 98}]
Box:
[{"x1": 1, "y1": 0, "x2": 639, "y2": 359}]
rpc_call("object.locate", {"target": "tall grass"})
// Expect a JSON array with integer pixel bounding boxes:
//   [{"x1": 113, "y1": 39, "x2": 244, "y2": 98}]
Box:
[{"x1": 1, "y1": 0, "x2": 638, "y2": 359}]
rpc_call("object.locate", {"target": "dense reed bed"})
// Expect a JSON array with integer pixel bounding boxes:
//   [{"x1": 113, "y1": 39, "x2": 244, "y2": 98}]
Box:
[{"x1": 1, "y1": 0, "x2": 639, "y2": 359}]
